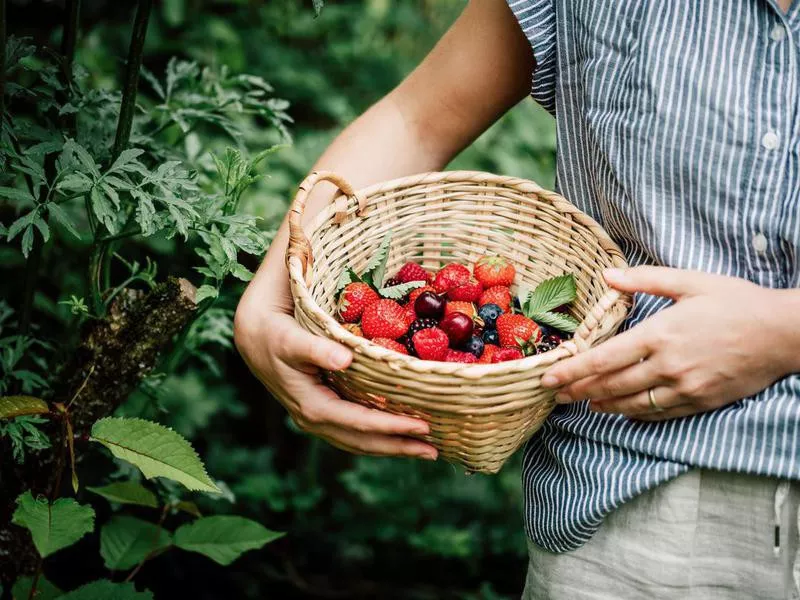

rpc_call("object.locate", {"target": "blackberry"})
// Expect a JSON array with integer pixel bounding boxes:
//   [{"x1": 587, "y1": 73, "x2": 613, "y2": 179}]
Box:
[
  {"x1": 535, "y1": 335, "x2": 561, "y2": 354},
  {"x1": 482, "y1": 328, "x2": 499, "y2": 345},
  {"x1": 404, "y1": 318, "x2": 439, "y2": 355},
  {"x1": 383, "y1": 277, "x2": 401, "y2": 288},
  {"x1": 477, "y1": 303, "x2": 503, "y2": 328}
]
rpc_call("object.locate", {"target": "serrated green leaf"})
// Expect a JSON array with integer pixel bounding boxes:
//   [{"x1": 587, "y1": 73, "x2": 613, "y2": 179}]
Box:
[
  {"x1": 33, "y1": 214, "x2": 49, "y2": 242},
  {"x1": 379, "y1": 280, "x2": 425, "y2": 299},
  {"x1": 12, "y1": 491, "x2": 95, "y2": 558},
  {"x1": 56, "y1": 173, "x2": 92, "y2": 194},
  {"x1": 361, "y1": 232, "x2": 392, "y2": 289},
  {"x1": 530, "y1": 311, "x2": 580, "y2": 333},
  {"x1": 173, "y1": 501, "x2": 202, "y2": 518},
  {"x1": 0, "y1": 186, "x2": 35, "y2": 203},
  {"x1": 230, "y1": 263, "x2": 254, "y2": 282},
  {"x1": 90, "y1": 186, "x2": 117, "y2": 233},
  {"x1": 90, "y1": 417, "x2": 221, "y2": 493},
  {"x1": 0, "y1": 395, "x2": 49, "y2": 418},
  {"x1": 86, "y1": 481, "x2": 159, "y2": 508},
  {"x1": 174, "y1": 516, "x2": 284, "y2": 565},
  {"x1": 11, "y1": 575, "x2": 62, "y2": 600},
  {"x1": 57, "y1": 580, "x2": 154, "y2": 600},
  {"x1": 525, "y1": 274, "x2": 577, "y2": 316},
  {"x1": 21, "y1": 225, "x2": 34, "y2": 257},
  {"x1": 65, "y1": 139, "x2": 100, "y2": 177},
  {"x1": 195, "y1": 285, "x2": 219, "y2": 303},
  {"x1": 100, "y1": 516, "x2": 172, "y2": 570},
  {"x1": 6, "y1": 210, "x2": 37, "y2": 241},
  {"x1": 335, "y1": 267, "x2": 356, "y2": 295},
  {"x1": 108, "y1": 148, "x2": 145, "y2": 174},
  {"x1": 46, "y1": 203, "x2": 81, "y2": 239}
]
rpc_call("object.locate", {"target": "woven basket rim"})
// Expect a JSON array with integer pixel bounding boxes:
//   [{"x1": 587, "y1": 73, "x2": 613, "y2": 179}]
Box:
[{"x1": 287, "y1": 170, "x2": 630, "y2": 379}]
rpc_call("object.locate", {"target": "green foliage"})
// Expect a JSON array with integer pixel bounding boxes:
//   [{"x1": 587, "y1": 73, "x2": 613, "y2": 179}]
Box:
[
  {"x1": 86, "y1": 481, "x2": 159, "y2": 508},
  {"x1": 0, "y1": 415, "x2": 51, "y2": 463},
  {"x1": 57, "y1": 580, "x2": 153, "y2": 600},
  {"x1": 12, "y1": 492, "x2": 95, "y2": 558},
  {"x1": 520, "y1": 274, "x2": 580, "y2": 332},
  {"x1": 100, "y1": 516, "x2": 172, "y2": 571},
  {"x1": 0, "y1": 395, "x2": 49, "y2": 418},
  {"x1": 174, "y1": 516, "x2": 284, "y2": 566},
  {"x1": 90, "y1": 417, "x2": 221, "y2": 493},
  {"x1": 11, "y1": 575, "x2": 62, "y2": 600}
]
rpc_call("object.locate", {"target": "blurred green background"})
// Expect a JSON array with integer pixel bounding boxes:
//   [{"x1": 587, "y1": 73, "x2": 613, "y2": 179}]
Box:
[{"x1": 6, "y1": 0, "x2": 557, "y2": 597}]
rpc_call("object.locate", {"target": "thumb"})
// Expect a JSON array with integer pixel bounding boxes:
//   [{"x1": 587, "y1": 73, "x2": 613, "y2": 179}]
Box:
[
  {"x1": 280, "y1": 322, "x2": 353, "y2": 371},
  {"x1": 603, "y1": 266, "x2": 711, "y2": 299}
]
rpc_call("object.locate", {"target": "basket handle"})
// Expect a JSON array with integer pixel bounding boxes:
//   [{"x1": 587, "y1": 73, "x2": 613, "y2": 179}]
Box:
[
  {"x1": 569, "y1": 289, "x2": 626, "y2": 354},
  {"x1": 286, "y1": 171, "x2": 367, "y2": 274}
]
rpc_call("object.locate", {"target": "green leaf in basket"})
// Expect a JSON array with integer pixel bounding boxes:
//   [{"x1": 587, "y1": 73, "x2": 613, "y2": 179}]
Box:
[
  {"x1": 335, "y1": 267, "x2": 364, "y2": 296},
  {"x1": 361, "y1": 232, "x2": 392, "y2": 289},
  {"x1": 379, "y1": 280, "x2": 425, "y2": 300},
  {"x1": 524, "y1": 274, "x2": 577, "y2": 316},
  {"x1": 531, "y1": 311, "x2": 580, "y2": 333}
]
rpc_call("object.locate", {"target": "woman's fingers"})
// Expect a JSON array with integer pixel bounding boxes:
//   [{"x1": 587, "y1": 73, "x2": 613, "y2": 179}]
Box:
[
  {"x1": 317, "y1": 425, "x2": 438, "y2": 460},
  {"x1": 555, "y1": 360, "x2": 663, "y2": 404}
]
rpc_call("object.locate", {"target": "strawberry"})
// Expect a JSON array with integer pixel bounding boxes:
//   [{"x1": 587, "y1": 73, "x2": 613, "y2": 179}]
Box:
[
  {"x1": 412, "y1": 327, "x2": 449, "y2": 361},
  {"x1": 396, "y1": 262, "x2": 432, "y2": 284},
  {"x1": 361, "y1": 299, "x2": 409, "y2": 340},
  {"x1": 474, "y1": 255, "x2": 515, "y2": 288},
  {"x1": 444, "y1": 349, "x2": 478, "y2": 363},
  {"x1": 342, "y1": 323, "x2": 364, "y2": 337},
  {"x1": 491, "y1": 347, "x2": 524, "y2": 363},
  {"x1": 444, "y1": 301, "x2": 476, "y2": 318},
  {"x1": 337, "y1": 282, "x2": 379, "y2": 323},
  {"x1": 479, "y1": 286, "x2": 512, "y2": 312},
  {"x1": 404, "y1": 304, "x2": 417, "y2": 327},
  {"x1": 496, "y1": 313, "x2": 540, "y2": 349},
  {"x1": 448, "y1": 277, "x2": 483, "y2": 302},
  {"x1": 477, "y1": 344, "x2": 500, "y2": 364},
  {"x1": 433, "y1": 263, "x2": 470, "y2": 294},
  {"x1": 408, "y1": 285, "x2": 436, "y2": 305},
  {"x1": 372, "y1": 337, "x2": 409, "y2": 355}
]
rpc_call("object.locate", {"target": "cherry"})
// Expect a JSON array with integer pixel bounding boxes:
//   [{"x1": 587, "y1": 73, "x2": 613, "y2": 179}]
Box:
[
  {"x1": 439, "y1": 312, "x2": 474, "y2": 346},
  {"x1": 414, "y1": 291, "x2": 446, "y2": 319}
]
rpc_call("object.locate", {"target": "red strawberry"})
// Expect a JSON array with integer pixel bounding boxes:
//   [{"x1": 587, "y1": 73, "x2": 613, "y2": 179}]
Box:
[
  {"x1": 404, "y1": 304, "x2": 417, "y2": 327},
  {"x1": 396, "y1": 262, "x2": 432, "y2": 284},
  {"x1": 444, "y1": 301, "x2": 476, "y2": 318},
  {"x1": 408, "y1": 285, "x2": 436, "y2": 305},
  {"x1": 444, "y1": 349, "x2": 478, "y2": 363},
  {"x1": 337, "y1": 282, "x2": 379, "y2": 323},
  {"x1": 496, "y1": 313, "x2": 540, "y2": 348},
  {"x1": 433, "y1": 263, "x2": 470, "y2": 294},
  {"x1": 372, "y1": 337, "x2": 409, "y2": 355},
  {"x1": 361, "y1": 299, "x2": 409, "y2": 340},
  {"x1": 474, "y1": 255, "x2": 516, "y2": 288},
  {"x1": 342, "y1": 323, "x2": 364, "y2": 337},
  {"x1": 448, "y1": 277, "x2": 483, "y2": 302},
  {"x1": 479, "y1": 286, "x2": 512, "y2": 312},
  {"x1": 491, "y1": 347, "x2": 524, "y2": 363},
  {"x1": 412, "y1": 327, "x2": 449, "y2": 361},
  {"x1": 477, "y1": 344, "x2": 500, "y2": 364}
]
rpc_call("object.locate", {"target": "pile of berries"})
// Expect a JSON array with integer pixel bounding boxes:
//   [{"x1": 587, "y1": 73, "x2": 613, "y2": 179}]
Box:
[{"x1": 335, "y1": 248, "x2": 578, "y2": 364}]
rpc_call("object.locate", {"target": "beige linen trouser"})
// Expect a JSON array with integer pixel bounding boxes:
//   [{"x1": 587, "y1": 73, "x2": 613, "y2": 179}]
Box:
[{"x1": 523, "y1": 470, "x2": 800, "y2": 600}]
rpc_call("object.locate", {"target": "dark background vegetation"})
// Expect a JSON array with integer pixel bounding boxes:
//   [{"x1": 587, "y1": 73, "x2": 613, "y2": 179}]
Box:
[{"x1": 3, "y1": 0, "x2": 557, "y2": 598}]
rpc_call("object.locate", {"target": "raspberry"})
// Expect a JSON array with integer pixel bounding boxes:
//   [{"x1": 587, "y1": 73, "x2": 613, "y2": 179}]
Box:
[
  {"x1": 477, "y1": 344, "x2": 500, "y2": 363},
  {"x1": 412, "y1": 327, "x2": 449, "y2": 361},
  {"x1": 372, "y1": 337, "x2": 409, "y2": 355},
  {"x1": 491, "y1": 347, "x2": 524, "y2": 363},
  {"x1": 396, "y1": 262, "x2": 432, "y2": 284},
  {"x1": 443, "y1": 349, "x2": 478, "y2": 363},
  {"x1": 405, "y1": 318, "x2": 439, "y2": 355}
]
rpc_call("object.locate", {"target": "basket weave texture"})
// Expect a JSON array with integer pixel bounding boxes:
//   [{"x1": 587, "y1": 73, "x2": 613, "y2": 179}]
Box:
[{"x1": 286, "y1": 170, "x2": 631, "y2": 473}]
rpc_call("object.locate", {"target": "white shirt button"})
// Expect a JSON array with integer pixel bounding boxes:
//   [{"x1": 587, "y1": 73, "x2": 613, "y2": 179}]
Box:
[
  {"x1": 770, "y1": 24, "x2": 787, "y2": 41},
  {"x1": 752, "y1": 233, "x2": 768, "y2": 254},
  {"x1": 762, "y1": 131, "x2": 780, "y2": 150}
]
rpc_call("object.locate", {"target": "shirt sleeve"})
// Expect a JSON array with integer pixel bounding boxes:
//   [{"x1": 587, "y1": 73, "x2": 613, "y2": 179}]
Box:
[{"x1": 506, "y1": 0, "x2": 557, "y2": 114}]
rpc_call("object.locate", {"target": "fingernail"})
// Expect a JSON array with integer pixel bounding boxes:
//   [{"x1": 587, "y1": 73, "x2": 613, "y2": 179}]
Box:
[
  {"x1": 412, "y1": 424, "x2": 430, "y2": 436},
  {"x1": 555, "y1": 392, "x2": 571, "y2": 404},
  {"x1": 541, "y1": 374, "x2": 559, "y2": 388},
  {"x1": 421, "y1": 451, "x2": 438, "y2": 461},
  {"x1": 603, "y1": 268, "x2": 625, "y2": 282},
  {"x1": 330, "y1": 347, "x2": 351, "y2": 369}
]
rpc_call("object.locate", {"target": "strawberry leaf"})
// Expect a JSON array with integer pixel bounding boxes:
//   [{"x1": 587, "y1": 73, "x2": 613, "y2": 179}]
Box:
[
  {"x1": 361, "y1": 232, "x2": 392, "y2": 289},
  {"x1": 525, "y1": 274, "x2": 577, "y2": 316},
  {"x1": 530, "y1": 311, "x2": 580, "y2": 333},
  {"x1": 378, "y1": 280, "x2": 424, "y2": 299}
]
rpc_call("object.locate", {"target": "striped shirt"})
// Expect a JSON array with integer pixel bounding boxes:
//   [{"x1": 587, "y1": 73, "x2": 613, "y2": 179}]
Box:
[{"x1": 506, "y1": 0, "x2": 800, "y2": 552}]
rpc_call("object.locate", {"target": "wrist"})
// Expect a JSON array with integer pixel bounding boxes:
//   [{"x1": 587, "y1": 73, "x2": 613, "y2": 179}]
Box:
[{"x1": 765, "y1": 288, "x2": 800, "y2": 375}]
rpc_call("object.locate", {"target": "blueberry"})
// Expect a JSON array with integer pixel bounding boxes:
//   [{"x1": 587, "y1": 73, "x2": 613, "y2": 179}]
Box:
[
  {"x1": 477, "y1": 303, "x2": 503, "y2": 328},
  {"x1": 460, "y1": 335, "x2": 485, "y2": 358},
  {"x1": 482, "y1": 328, "x2": 499, "y2": 345}
]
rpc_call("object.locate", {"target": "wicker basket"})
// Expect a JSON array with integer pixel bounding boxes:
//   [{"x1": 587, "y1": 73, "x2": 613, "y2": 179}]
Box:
[{"x1": 286, "y1": 170, "x2": 631, "y2": 474}]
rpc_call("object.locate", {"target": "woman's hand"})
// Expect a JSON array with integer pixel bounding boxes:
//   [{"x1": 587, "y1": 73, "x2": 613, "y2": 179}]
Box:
[
  {"x1": 234, "y1": 262, "x2": 438, "y2": 460},
  {"x1": 541, "y1": 267, "x2": 800, "y2": 421}
]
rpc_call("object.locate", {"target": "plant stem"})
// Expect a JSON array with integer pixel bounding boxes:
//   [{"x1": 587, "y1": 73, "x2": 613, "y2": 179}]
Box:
[
  {"x1": 60, "y1": 0, "x2": 81, "y2": 82},
  {"x1": 124, "y1": 504, "x2": 169, "y2": 582},
  {"x1": 26, "y1": 558, "x2": 42, "y2": 600},
  {"x1": 111, "y1": 0, "x2": 153, "y2": 162}
]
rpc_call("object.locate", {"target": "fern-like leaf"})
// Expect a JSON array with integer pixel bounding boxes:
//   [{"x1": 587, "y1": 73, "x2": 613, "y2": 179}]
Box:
[
  {"x1": 379, "y1": 281, "x2": 425, "y2": 299},
  {"x1": 361, "y1": 232, "x2": 392, "y2": 289}
]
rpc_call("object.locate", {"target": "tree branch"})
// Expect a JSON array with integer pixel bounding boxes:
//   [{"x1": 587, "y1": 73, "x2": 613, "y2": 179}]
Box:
[
  {"x1": 0, "y1": 0, "x2": 6, "y2": 120},
  {"x1": 60, "y1": 0, "x2": 81, "y2": 82}
]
